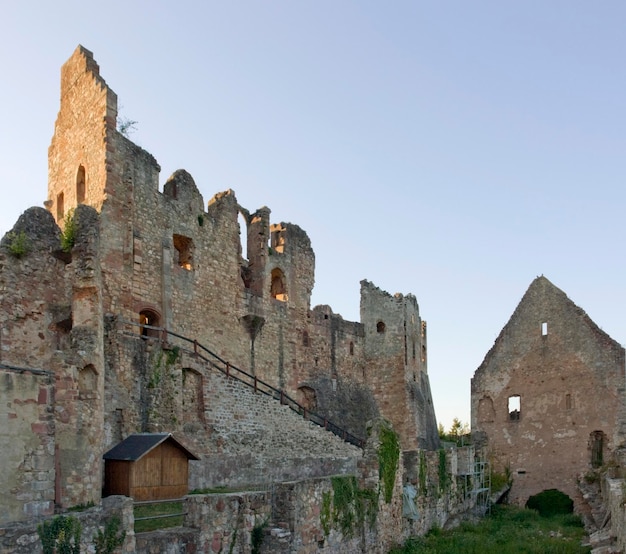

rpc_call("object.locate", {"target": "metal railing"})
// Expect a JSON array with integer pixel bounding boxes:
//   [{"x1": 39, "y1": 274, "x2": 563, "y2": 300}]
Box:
[
  {"x1": 118, "y1": 319, "x2": 365, "y2": 448},
  {"x1": 134, "y1": 498, "x2": 185, "y2": 532}
]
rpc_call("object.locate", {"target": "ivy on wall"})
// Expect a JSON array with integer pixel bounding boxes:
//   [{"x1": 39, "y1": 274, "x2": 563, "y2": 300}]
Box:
[
  {"x1": 438, "y1": 449, "x2": 449, "y2": 493},
  {"x1": 321, "y1": 476, "x2": 378, "y2": 538},
  {"x1": 378, "y1": 425, "x2": 400, "y2": 503},
  {"x1": 419, "y1": 451, "x2": 428, "y2": 496}
]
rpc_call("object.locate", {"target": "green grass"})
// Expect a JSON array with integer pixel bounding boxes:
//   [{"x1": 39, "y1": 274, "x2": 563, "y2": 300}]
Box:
[
  {"x1": 390, "y1": 505, "x2": 590, "y2": 554},
  {"x1": 134, "y1": 501, "x2": 183, "y2": 533}
]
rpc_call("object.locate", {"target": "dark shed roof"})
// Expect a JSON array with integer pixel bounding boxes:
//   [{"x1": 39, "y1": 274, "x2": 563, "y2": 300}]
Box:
[{"x1": 103, "y1": 433, "x2": 199, "y2": 461}]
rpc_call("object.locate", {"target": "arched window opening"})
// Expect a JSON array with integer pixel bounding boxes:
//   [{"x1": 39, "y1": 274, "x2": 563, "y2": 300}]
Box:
[
  {"x1": 139, "y1": 309, "x2": 160, "y2": 338},
  {"x1": 270, "y1": 268, "x2": 287, "y2": 301},
  {"x1": 349, "y1": 342, "x2": 354, "y2": 356},
  {"x1": 376, "y1": 321, "x2": 386, "y2": 333},
  {"x1": 57, "y1": 192, "x2": 64, "y2": 221},
  {"x1": 302, "y1": 330, "x2": 310, "y2": 347},
  {"x1": 173, "y1": 234, "x2": 193, "y2": 270},
  {"x1": 76, "y1": 165, "x2": 86, "y2": 204},
  {"x1": 591, "y1": 431, "x2": 604, "y2": 468},
  {"x1": 508, "y1": 395, "x2": 521, "y2": 421}
]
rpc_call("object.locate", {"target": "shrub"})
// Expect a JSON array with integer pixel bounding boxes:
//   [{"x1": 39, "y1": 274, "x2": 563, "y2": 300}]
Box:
[
  {"x1": 6, "y1": 230, "x2": 29, "y2": 258},
  {"x1": 61, "y1": 209, "x2": 76, "y2": 252},
  {"x1": 37, "y1": 515, "x2": 81, "y2": 554},
  {"x1": 526, "y1": 489, "x2": 573, "y2": 517}
]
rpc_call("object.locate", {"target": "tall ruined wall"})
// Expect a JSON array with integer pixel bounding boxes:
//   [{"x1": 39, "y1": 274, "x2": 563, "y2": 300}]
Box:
[
  {"x1": 0, "y1": 204, "x2": 106, "y2": 515},
  {"x1": 0, "y1": 46, "x2": 444, "y2": 524},
  {"x1": 360, "y1": 281, "x2": 439, "y2": 451},
  {"x1": 471, "y1": 276, "x2": 626, "y2": 508},
  {"x1": 47, "y1": 46, "x2": 117, "y2": 222},
  {"x1": 42, "y1": 46, "x2": 440, "y2": 453}
]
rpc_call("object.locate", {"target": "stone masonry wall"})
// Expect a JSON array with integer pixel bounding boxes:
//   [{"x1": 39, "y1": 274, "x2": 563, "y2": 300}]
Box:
[
  {"x1": 471, "y1": 276, "x2": 625, "y2": 509},
  {"x1": 1, "y1": 45, "x2": 445, "y2": 530},
  {"x1": 0, "y1": 495, "x2": 135, "y2": 554},
  {"x1": 0, "y1": 368, "x2": 55, "y2": 524},
  {"x1": 42, "y1": 46, "x2": 441, "y2": 456}
]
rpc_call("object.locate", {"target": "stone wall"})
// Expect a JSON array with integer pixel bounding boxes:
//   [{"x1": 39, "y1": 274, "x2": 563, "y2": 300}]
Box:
[
  {"x1": 42, "y1": 46, "x2": 441, "y2": 457},
  {"x1": 471, "y1": 276, "x2": 626, "y2": 509},
  {"x1": 0, "y1": 495, "x2": 135, "y2": 554},
  {"x1": 0, "y1": 45, "x2": 445, "y2": 536},
  {"x1": 0, "y1": 367, "x2": 55, "y2": 524},
  {"x1": 0, "y1": 436, "x2": 483, "y2": 553}
]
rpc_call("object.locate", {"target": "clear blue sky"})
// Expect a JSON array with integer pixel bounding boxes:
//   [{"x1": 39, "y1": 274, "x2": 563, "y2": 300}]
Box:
[{"x1": 2, "y1": 2, "x2": 625, "y2": 431}]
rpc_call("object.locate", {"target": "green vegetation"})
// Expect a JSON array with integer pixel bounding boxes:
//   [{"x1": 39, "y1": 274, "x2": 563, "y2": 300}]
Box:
[
  {"x1": 438, "y1": 449, "x2": 448, "y2": 493},
  {"x1": 390, "y1": 504, "x2": 589, "y2": 554},
  {"x1": 491, "y1": 463, "x2": 512, "y2": 493},
  {"x1": 321, "y1": 476, "x2": 378, "y2": 538},
  {"x1": 117, "y1": 114, "x2": 138, "y2": 137},
  {"x1": 38, "y1": 515, "x2": 82, "y2": 554},
  {"x1": 94, "y1": 515, "x2": 126, "y2": 554},
  {"x1": 165, "y1": 345, "x2": 180, "y2": 366},
  {"x1": 378, "y1": 424, "x2": 400, "y2": 503},
  {"x1": 61, "y1": 209, "x2": 76, "y2": 252},
  {"x1": 6, "y1": 230, "x2": 29, "y2": 258},
  {"x1": 418, "y1": 451, "x2": 428, "y2": 496},
  {"x1": 438, "y1": 417, "x2": 471, "y2": 446},
  {"x1": 134, "y1": 501, "x2": 183, "y2": 533},
  {"x1": 526, "y1": 489, "x2": 574, "y2": 517},
  {"x1": 251, "y1": 517, "x2": 269, "y2": 554},
  {"x1": 189, "y1": 485, "x2": 263, "y2": 494},
  {"x1": 67, "y1": 501, "x2": 95, "y2": 512}
]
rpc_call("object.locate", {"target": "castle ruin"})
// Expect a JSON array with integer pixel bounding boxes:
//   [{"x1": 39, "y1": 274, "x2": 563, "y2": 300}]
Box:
[{"x1": 0, "y1": 46, "x2": 470, "y2": 553}]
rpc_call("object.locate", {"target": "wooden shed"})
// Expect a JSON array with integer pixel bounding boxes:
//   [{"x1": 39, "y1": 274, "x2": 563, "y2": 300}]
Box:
[{"x1": 103, "y1": 433, "x2": 199, "y2": 501}]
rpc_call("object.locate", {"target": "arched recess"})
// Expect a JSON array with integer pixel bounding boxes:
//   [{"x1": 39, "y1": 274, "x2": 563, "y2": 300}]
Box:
[
  {"x1": 270, "y1": 267, "x2": 287, "y2": 301},
  {"x1": 76, "y1": 165, "x2": 86, "y2": 204},
  {"x1": 182, "y1": 368, "x2": 204, "y2": 424},
  {"x1": 590, "y1": 430, "x2": 605, "y2": 468},
  {"x1": 139, "y1": 308, "x2": 161, "y2": 338},
  {"x1": 298, "y1": 386, "x2": 317, "y2": 411},
  {"x1": 78, "y1": 364, "x2": 98, "y2": 400},
  {"x1": 478, "y1": 396, "x2": 495, "y2": 423},
  {"x1": 376, "y1": 321, "x2": 386, "y2": 333}
]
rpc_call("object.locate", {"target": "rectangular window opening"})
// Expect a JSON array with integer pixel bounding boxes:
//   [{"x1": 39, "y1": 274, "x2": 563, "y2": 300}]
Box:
[
  {"x1": 508, "y1": 395, "x2": 521, "y2": 421},
  {"x1": 542, "y1": 322, "x2": 548, "y2": 336}
]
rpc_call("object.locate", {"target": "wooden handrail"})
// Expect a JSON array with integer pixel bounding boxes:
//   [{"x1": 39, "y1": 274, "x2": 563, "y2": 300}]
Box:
[{"x1": 118, "y1": 318, "x2": 365, "y2": 448}]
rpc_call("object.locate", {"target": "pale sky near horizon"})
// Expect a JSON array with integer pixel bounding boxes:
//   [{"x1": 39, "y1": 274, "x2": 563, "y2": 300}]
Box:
[{"x1": 1, "y1": 2, "x2": 625, "y2": 431}]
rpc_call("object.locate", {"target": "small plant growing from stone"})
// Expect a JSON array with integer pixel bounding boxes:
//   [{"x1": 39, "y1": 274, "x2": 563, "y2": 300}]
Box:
[
  {"x1": 94, "y1": 515, "x2": 126, "y2": 554},
  {"x1": 117, "y1": 106, "x2": 138, "y2": 137},
  {"x1": 6, "y1": 230, "x2": 29, "y2": 258},
  {"x1": 37, "y1": 515, "x2": 82, "y2": 554},
  {"x1": 251, "y1": 517, "x2": 269, "y2": 554},
  {"x1": 61, "y1": 209, "x2": 76, "y2": 253}
]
